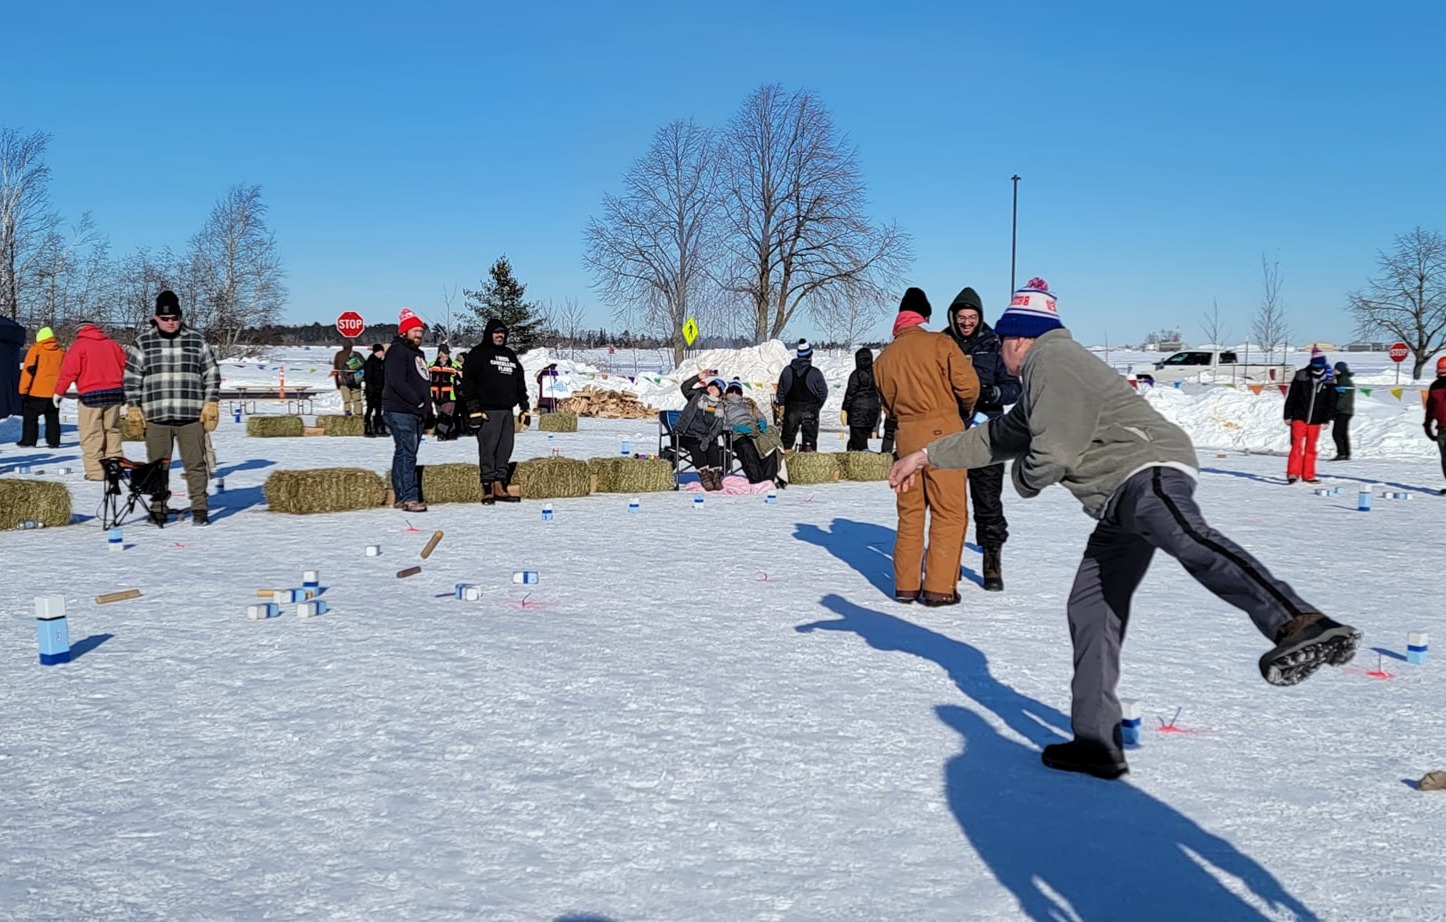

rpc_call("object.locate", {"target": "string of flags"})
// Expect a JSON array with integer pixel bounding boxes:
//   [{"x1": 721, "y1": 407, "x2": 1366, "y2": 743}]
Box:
[{"x1": 1136, "y1": 379, "x2": 1428, "y2": 406}]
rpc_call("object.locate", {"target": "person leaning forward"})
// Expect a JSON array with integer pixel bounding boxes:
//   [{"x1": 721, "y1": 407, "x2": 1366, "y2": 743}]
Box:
[
  {"x1": 889, "y1": 277, "x2": 1360, "y2": 781},
  {"x1": 873, "y1": 287, "x2": 980, "y2": 606}
]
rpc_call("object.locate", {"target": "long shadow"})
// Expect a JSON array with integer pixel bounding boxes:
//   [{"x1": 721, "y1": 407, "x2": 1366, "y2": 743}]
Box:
[
  {"x1": 798, "y1": 596, "x2": 1317, "y2": 921},
  {"x1": 209, "y1": 485, "x2": 266, "y2": 518},
  {"x1": 215, "y1": 458, "x2": 276, "y2": 477},
  {"x1": 69, "y1": 633, "x2": 113, "y2": 660},
  {"x1": 1202, "y1": 466, "x2": 1436, "y2": 495},
  {"x1": 2, "y1": 451, "x2": 82, "y2": 470},
  {"x1": 936, "y1": 705, "x2": 1318, "y2": 921},
  {"x1": 793, "y1": 519, "x2": 897, "y2": 601}
]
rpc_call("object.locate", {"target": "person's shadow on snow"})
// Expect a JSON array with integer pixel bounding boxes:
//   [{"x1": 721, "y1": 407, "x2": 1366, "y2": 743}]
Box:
[
  {"x1": 793, "y1": 518, "x2": 901, "y2": 601},
  {"x1": 798, "y1": 595, "x2": 1318, "y2": 922}
]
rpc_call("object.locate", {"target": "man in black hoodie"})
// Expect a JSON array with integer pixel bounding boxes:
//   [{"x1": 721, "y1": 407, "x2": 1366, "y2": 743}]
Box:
[
  {"x1": 462, "y1": 318, "x2": 530, "y2": 504},
  {"x1": 841, "y1": 347, "x2": 880, "y2": 451},
  {"x1": 363, "y1": 343, "x2": 387, "y2": 437},
  {"x1": 775, "y1": 339, "x2": 828, "y2": 451},
  {"x1": 944, "y1": 287, "x2": 1022, "y2": 591},
  {"x1": 383, "y1": 309, "x2": 432, "y2": 512}
]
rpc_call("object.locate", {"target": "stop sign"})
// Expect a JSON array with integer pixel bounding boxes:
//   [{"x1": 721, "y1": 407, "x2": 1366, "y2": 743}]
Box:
[
  {"x1": 1388, "y1": 342, "x2": 1409, "y2": 363},
  {"x1": 336, "y1": 311, "x2": 365, "y2": 339}
]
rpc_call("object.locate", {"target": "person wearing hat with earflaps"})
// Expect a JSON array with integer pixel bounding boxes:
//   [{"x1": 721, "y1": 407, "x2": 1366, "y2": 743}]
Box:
[
  {"x1": 1424, "y1": 355, "x2": 1446, "y2": 495},
  {"x1": 889, "y1": 277, "x2": 1360, "y2": 780}
]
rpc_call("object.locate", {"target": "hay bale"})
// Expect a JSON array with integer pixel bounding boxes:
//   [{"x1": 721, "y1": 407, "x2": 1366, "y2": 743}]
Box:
[
  {"x1": 263, "y1": 468, "x2": 387, "y2": 514},
  {"x1": 418, "y1": 463, "x2": 482, "y2": 505},
  {"x1": 247, "y1": 415, "x2": 305, "y2": 438},
  {"x1": 513, "y1": 456, "x2": 591, "y2": 499},
  {"x1": 122, "y1": 409, "x2": 146, "y2": 442},
  {"x1": 0, "y1": 479, "x2": 72, "y2": 529},
  {"x1": 588, "y1": 456, "x2": 675, "y2": 493},
  {"x1": 839, "y1": 450, "x2": 893, "y2": 482},
  {"x1": 537, "y1": 412, "x2": 578, "y2": 433},
  {"x1": 786, "y1": 451, "x2": 842, "y2": 485},
  {"x1": 318, "y1": 414, "x2": 366, "y2": 437}
]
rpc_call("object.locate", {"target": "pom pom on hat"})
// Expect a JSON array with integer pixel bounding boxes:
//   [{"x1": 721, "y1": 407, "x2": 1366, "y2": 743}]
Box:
[
  {"x1": 796, "y1": 339, "x2": 813, "y2": 358},
  {"x1": 995, "y1": 277, "x2": 1061, "y2": 338},
  {"x1": 398, "y1": 308, "x2": 424, "y2": 336},
  {"x1": 726, "y1": 378, "x2": 743, "y2": 394}
]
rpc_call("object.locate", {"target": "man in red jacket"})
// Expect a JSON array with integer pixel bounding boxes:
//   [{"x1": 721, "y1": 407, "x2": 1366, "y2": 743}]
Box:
[
  {"x1": 54, "y1": 321, "x2": 128, "y2": 480},
  {"x1": 1424, "y1": 355, "x2": 1446, "y2": 496}
]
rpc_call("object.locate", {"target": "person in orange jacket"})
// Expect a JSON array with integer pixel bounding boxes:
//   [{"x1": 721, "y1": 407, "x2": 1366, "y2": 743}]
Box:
[
  {"x1": 18, "y1": 326, "x2": 66, "y2": 448},
  {"x1": 873, "y1": 287, "x2": 981, "y2": 605}
]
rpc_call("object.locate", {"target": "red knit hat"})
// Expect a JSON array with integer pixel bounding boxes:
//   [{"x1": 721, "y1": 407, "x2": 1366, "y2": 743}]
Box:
[
  {"x1": 398, "y1": 308, "x2": 424, "y2": 336},
  {"x1": 1437, "y1": 355, "x2": 1446, "y2": 375}
]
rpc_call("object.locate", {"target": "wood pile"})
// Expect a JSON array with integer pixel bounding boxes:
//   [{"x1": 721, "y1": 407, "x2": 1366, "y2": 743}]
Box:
[{"x1": 555, "y1": 386, "x2": 658, "y2": 420}]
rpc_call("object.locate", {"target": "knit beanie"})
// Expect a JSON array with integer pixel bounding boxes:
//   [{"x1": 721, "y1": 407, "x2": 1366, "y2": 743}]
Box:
[
  {"x1": 994, "y1": 277, "x2": 1060, "y2": 338},
  {"x1": 726, "y1": 379, "x2": 743, "y2": 394},
  {"x1": 899, "y1": 287, "x2": 932, "y2": 319},
  {"x1": 155, "y1": 290, "x2": 182, "y2": 318},
  {"x1": 796, "y1": 339, "x2": 813, "y2": 358},
  {"x1": 1437, "y1": 356, "x2": 1446, "y2": 376},
  {"x1": 1310, "y1": 346, "x2": 1327, "y2": 368},
  {"x1": 398, "y1": 308, "x2": 424, "y2": 336},
  {"x1": 36, "y1": 326, "x2": 54, "y2": 343}
]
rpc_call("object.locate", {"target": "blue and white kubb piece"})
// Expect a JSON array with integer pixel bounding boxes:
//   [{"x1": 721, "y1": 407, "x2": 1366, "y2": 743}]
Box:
[
  {"x1": 35, "y1": 594, "x2": 70, "y2": 666},
  {"x1": 628, "y1": 497, "x2": 640, "y2": 515},
  {"x1": 297, "y1": 599, "x2": 330, "y2": 619},
  {"x1": 1119, "y1": 698, "x2": 1143, "y2": 747},
  {"x1": 107, "y1": 528, "x2": 124, "y2": 552},
  {"x1": 247, "y1": 602, "x2": 281, "y2": 620},
  {"x1": 454, "y1": 582, "x2": 474, "y2": 600},
  {"x1": 302, "y1": 570, "x2": 320, "y2": 591},
  {"x1": 366, "y1": 545, "x2": 382, "y2": 557},
  {"x1": 273, "y1": 588, "x2": 316, "y2": 604},
  {"x1": 541, "y1": 503, "x2": 553, "y2": 522},
  {"x1": 693, "y1": 494, "x2": 705, "y2": 511},
  {"x1": 513, "y1": 571, "x2": 539, "y2": 585},
  {"x1": 620, "y1": 435, "x2": 630, "y2": 456},
  {"x1": 1357, "y1": 486, "x2": 1372, "y2": 512},
  {"x1": 765, "y1": 491, "x2": 777, "y2": 505},
  {"x1": 1407, "y1": 631, "x2": 1429, "y2": 665}
]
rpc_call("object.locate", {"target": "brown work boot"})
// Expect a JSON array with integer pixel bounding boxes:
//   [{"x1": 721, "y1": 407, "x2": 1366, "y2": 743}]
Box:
[
  {"x1": 895, "y1": 589, "x2": 919, "y2": 605},
  {"x1": 921, "y1": 590, "x2": 961, "y2": 607},
  {"x1": 496, "y1": 481, "x2": 519, "y2": 503},
  {"x1": 480, "y1": 481, "x2": 495, "y2": 505},
  {"x1": 982, "y1": 546, "x2": 1003, "y2": 592}
]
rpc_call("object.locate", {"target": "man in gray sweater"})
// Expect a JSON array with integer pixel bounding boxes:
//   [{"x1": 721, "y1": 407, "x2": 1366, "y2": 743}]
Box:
[{"x1": 889, "y1": 278, "x2": 1360, "y2": 780}]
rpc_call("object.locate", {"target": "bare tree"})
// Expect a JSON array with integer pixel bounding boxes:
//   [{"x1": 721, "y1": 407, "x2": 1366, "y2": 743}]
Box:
[
  {"x1": 109, "y1": 247, "x2": 174, "y2": 339},
  {"x1": 1347, "y1": 226, "x2": 1446, "y2": 379},
  {"x1": 188, "y1": 184, "x2": 287, "y2": 356},
  {"x1": 1200, "y1": 298, "x2": 1231, "y2": 349},
  {"x1": 0, "y1": 128, "x2": 61, "y2": 319},
  {"x1": 30, "y1": 212, "x2": 111, "y2": 327},
  {"x1": 1251, "y1": 252, "x2": 1290, "y2": 363},
  {"x1": 557, "y1": 296, "x2": 588, "y2": 359},
  {"x1": 718, "y1": 84, "x2": 911, "y2": 342},
  {"x1": 585, "y1": 118, "x2": 722, "y2": 366}
]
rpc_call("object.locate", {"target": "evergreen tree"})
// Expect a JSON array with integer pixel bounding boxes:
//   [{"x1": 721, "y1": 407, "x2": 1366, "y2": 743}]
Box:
[{"x1": 463, "y1": 255, "x2": 545, "y2": 350}]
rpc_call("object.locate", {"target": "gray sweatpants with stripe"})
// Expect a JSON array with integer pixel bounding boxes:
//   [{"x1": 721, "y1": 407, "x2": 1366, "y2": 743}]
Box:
[{"x1": 1068, "y1": 466, "x2": 1313, "y2": 747}]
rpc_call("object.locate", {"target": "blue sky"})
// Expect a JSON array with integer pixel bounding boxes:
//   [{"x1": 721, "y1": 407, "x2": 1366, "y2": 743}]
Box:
[{"x1": 4, "y1": 1, "x2": 1442, "y2": 346}]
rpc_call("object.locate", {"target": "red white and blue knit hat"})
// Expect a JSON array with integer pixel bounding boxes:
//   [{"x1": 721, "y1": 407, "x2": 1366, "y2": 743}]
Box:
[{"x1": 995, "y1": 277, "x2": 1061, "y2": 338}]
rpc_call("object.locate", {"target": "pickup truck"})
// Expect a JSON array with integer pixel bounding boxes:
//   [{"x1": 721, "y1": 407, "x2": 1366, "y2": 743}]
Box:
[{"x1": 1129, "y1": 350, "x2": 1293, "y2": 386}]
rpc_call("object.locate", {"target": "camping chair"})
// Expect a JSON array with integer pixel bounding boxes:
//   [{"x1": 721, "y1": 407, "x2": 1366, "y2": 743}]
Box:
[
  {"x1": 658, "y1": 410, "x2": 738, "y2": 489},
  {"x1": 99, "y1": 457, "x2": 171, "y2": 529}
]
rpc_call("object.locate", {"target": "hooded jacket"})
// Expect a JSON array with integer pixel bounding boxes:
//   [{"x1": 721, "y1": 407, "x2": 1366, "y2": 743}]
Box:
[
  {"x1": 945, "y1": 287, "x2": 1021, "y2": 419},
  {"x1": 1332, "y1": 364, "x2": 1355, "y2": 416},
  {"x1": 364, "y1": 350, "x2": 387, "y2": 397},
  {"x1": 677, "y1": 374, "x2": 726, "y2": 442},
  {"x1": 461, "y1": 320, "x2": 528, "y2": 413},
  {"x1": 0, "y1": 315, "x2": 24, "y2": 419},
  {"x1": 1284, "y1": 364, "x2": 1336, "y2": 426},
  {"x1": 776, "y1": 355, "x2": 828, "y2": 407},
  {"x1": 923, "y1": 328, "x2": 1198, "y2": 520},
  {"x1": 124, "y1": 322, "x2": 221, "y2": 425},
  {"x1": 382, "y1": 335, "x2": 431, "y2": 416},
  {"x1": 841, "y1": 348, "x2": 880, "y2": 420},
  {"x1": 19, "y1": 336, "x2": 66, "y2": 399},
  {"x1": 55, "y1": 323, "x2": 127, "y2": 405}
]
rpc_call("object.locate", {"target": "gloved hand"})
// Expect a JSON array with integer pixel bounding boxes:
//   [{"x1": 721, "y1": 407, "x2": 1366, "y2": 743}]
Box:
[
  {"x1": 517, "y1": 410, "x2": 532, "y2": 430},
  {"x1": 757, "y1": 418, "x2": 767, "y2": 432},
  {"x1": 1427, "y1": 423, "x2": 1439, "y2": 442},
  {"x1": 840, "y1": 410, "x2": 849, "y2": 426},
  {"x1": 981, "y1": 385, "x2": 1001, "y2": 405},
  {"x1": 1011, "y1": 460, "x2": 1040, "y2": 499},
  {"x1": 52, "y1": 394, "x2": 64, "y2": 408},
  {"x1": 128, "y1": 406, "x2": 146, "y2": 435},
  {"x1": 200, "y1": 401, "x2": 220, "y2": 432},
  {"x1": 732, "y1": 424, "x2": 752, "y2": 435}
]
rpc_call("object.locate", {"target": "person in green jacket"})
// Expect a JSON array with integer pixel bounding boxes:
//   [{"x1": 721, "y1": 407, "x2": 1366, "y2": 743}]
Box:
[
  {"x1": 1330, "y1": 361, "x2": 1354, "y2": 461},
  {"x1": 888, "y1": 278, "x2": 1361, "y2": 780}
]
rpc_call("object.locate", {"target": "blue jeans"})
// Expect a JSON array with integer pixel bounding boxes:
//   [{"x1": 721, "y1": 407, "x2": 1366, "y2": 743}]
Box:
[{"x1": 383, "y1": 410, "x2": 423, "y2": 503}]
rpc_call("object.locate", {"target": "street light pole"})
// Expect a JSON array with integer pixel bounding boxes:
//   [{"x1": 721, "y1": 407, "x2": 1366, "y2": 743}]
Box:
[{"x1": 1010, "y1": 174, "x2": 1021, "y2": 295}]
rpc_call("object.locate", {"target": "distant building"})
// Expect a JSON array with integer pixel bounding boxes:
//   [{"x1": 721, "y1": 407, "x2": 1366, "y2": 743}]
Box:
[{"x1": 1345, "y1": 341, "x2": 1390, "y2": 352}]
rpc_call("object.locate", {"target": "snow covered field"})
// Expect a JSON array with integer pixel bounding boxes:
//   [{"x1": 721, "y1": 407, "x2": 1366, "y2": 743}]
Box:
[{"x1": 2, "y1": 344, "x2": 1445, "y2": 921}]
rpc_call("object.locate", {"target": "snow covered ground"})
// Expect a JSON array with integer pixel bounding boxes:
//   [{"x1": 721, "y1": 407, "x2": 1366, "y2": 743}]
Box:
[{"x1": 2, "y1": 345, "x2": 1445, "y2": 920}]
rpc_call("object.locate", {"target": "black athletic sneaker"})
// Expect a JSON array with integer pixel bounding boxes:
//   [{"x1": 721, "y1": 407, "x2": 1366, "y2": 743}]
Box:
[
  {"x1": 1041, "y1": 739, "x2": 1129, "y2": 780},
  {"x1": 1259, "y1": 613, "x2": 1361, "y2": 686}
]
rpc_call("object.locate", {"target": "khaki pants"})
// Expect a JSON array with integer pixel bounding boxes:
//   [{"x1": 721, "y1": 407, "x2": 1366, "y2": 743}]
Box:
[
  {"x1": 146, "y1": 421, "x2": 209, "y2": 513},
  {"x1": 340, "y1": 386, "x2": 363, "y2": 417},
  {"x1": 893, "y1": 466, "x2": 969, "y2": 595},
  {"x1": 77, "y1": 403, "x2": 123, "y2": 480}
]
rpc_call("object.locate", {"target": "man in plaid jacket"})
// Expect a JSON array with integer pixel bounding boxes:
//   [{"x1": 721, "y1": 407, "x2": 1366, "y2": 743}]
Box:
[{"x1": 124, "y1": 290, "x2": 221, "y2": 526}]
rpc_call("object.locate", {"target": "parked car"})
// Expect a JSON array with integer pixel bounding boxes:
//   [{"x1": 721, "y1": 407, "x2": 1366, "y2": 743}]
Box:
[{"x1": 1130, "y1": 351, "x2": 1292, "y2": 386}]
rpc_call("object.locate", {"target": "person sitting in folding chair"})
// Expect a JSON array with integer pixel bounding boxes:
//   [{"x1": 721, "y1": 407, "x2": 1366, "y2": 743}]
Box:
[
  {"x1": 677, "y1": 372, "x2": 727, "y2": 491},
  {"x1": 721, "y1": 379, "x2": 788, "y2": 486}
]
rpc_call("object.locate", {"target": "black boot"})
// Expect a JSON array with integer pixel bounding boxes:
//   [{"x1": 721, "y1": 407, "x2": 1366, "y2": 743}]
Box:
[
  {"x1": 982, "y1": 546, "x2": 1003, "y2": 591},
  {"x1": 480, "y1": 481, "x2": 495, "y2": 505},
  {"x1": 1041, "y1": 739, "x2": 1129, "y2": 780},
  {"x1": 1259, "y1": 612, "x2": 1360, "y2": 686}
]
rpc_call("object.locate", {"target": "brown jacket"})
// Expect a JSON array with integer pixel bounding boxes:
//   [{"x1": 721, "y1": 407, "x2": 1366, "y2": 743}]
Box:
[{"x1": 874, "y1": 326, "x2": 980, "y2": 455}]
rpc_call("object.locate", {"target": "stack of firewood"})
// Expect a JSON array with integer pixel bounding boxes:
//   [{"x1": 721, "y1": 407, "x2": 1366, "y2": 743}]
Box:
[{"x1": 555, "y1": 386, "x2": 659, "y2": 420}]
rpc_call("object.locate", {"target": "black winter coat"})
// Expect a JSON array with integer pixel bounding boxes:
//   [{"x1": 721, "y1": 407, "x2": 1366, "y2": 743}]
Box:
[
  {"x1": 777, "y1": 357, "x2": 828, "y2": 407},
  {"x1": 364, "y1": 353, "x2": 386, "y2": 396},
  {"x1": 842, "y1": 348, "x2": 881, "y2": 419},
  {"x1": 461, "y1": 319, "x2": 529, "y2": 413},
  {"x1": 0, "y1": 315, "x2": 27, "y2": 420},
  {"x1": 382, "y1": 337, "x2": 432, "y2": 416},
  {"x1": 677, "y1": 374, "x2": 725, "y2": 441},
  {"x1": 944, "y1": 312, "x2": 1021, "y2": 419},
  {"x1": 1284, "y1": 367, "x2": 1336, "y2": 425}
]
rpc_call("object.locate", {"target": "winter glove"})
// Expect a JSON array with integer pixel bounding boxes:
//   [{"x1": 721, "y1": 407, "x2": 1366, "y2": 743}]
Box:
[
  {"x1": 1011, "y1": 460, "x2": 1040, "y2": 499},
  {"x1": 757, "y1": 417, "x2": 767, "y2": 432},
  {"x1": 517, "y1": 411, "x2": 532, "y2": 430},
  {"x1": 840, "y1": 409, "x2": 849, "y2": 427},
  {"x1": 981, "y1": 385, "x2": 1001, "y2": 405},
  {"x1": 732, "y1": 424, "x2": 752, "y2": 435},
  {"x1": 127, "y1": 406, "x2": 146, "y2": 435},
  {"x1": 1427, "y1": 423, "x2": 1439, "y2": 442},
  {"x1": 51, "y1": 394, "x2": 64, "y2": 408},
  {"x1": 200, "y1": 401, "x2": 220, "y2": 432}
]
